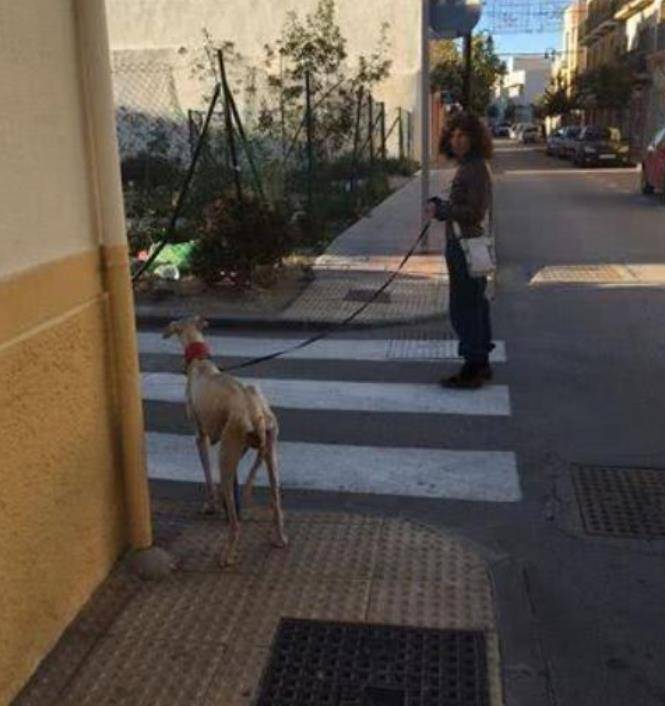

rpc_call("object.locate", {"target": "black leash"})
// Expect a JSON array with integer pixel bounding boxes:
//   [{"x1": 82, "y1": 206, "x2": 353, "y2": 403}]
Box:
[{"x1": 219, "y1": 220, "x2": 433, "y2": 373}]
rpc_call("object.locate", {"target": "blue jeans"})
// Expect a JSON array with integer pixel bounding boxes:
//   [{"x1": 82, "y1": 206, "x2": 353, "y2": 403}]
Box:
[{"x1": 445, "y1": 236, "x2": 494, "y2": 364}]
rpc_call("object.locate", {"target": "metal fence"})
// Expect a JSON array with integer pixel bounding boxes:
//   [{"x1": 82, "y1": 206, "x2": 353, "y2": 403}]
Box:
[
  {"x1": 113, "y1": 48, "x2": 416, "y2": 256},
  {"x1": 112, "y1": 55, "x2": 191, "y2": 161}
]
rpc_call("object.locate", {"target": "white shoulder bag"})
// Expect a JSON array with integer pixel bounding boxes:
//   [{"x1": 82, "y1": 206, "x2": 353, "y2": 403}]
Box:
[{"x1": 451, "y1": 164, "x2": 496, "y2": 279}]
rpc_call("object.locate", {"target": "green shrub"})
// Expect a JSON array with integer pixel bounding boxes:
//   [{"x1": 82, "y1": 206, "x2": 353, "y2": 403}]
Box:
[{"x1": 189, "y1": 194, "x2": 294, "y2": 285}]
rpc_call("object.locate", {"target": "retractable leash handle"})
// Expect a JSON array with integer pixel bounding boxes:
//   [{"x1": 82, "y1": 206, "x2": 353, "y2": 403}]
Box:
[{"x1": 220, "y1": 221, "x2": 433, "y2": 374}]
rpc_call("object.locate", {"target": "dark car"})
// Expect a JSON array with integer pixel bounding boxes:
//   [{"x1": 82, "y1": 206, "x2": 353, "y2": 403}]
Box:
[
  {"x1": 546, "y1": 128, "x2": 565, "y2": 156},
  {"x1": 572, "y1": 126, "x2": 630, "y2": 167},
  {"x1": 493, "y1": 122, "x2": 511, "y2": 138},
  {"x1": 559, "y1": 125, "x2": 582, "y2": 160}
]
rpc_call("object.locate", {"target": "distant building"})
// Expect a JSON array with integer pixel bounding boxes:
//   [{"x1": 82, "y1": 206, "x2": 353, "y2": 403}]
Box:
[
  {"x1": 494, "y1": 55, "x2": 551, "y2": 123},
  {"x1": 579, "y1": 0, "x2": 664, "y2": 153},
  {"x1": 546, "y1": 1, "x2": 588, "y2": 132},
  {"x1": 556, "y1": 1, "x2": 588, "y2": 94}
]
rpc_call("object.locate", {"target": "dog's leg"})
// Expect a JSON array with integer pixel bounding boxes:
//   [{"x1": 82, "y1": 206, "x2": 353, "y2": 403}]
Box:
[
  {"x1": 196, "y1": 435, "x2": 218, "y2": 514},
  {"x1": 218, "y1": 430, "x2": 244, "y2": 567},
  {"x1": 265, "y1": 432, "x2": 288, "y2": 548},
  {"x1": 242, "y1": 452, "x2": 263, "y2": 508}
]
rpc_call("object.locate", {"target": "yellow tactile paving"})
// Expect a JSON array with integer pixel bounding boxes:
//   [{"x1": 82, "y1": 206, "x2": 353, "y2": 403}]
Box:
[{"x1": 13, "y1": 507, "x2": 504, "y2": 706}]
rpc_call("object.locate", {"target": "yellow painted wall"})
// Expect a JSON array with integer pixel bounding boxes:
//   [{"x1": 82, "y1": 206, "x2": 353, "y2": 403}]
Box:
[{"x1": 0, "y1": 2, "x2": 143, "y2": 702}]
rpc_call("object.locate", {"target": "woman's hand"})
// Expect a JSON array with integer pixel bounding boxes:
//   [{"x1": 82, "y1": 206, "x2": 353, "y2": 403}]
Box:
[{"x1": 425, "y1": 197, "x2": 449, "y2": 222}]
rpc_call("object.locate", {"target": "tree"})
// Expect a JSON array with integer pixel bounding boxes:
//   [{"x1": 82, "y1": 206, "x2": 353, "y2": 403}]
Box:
[
  {"x1": 503, "y1": 101, "x2": 517, "y2": 124},
  {"x1": 540, "y1": 85, "x2": 577, "y2": 118},
  {"x1": 259, "y1": 0, "x2": 392, "y2": 157},
  {"x1": 430, "y1": 34, "x2": 506, "y2": 115},
  {"x1": 573, "y1": 63, "x2": 634, "y2": 111}
]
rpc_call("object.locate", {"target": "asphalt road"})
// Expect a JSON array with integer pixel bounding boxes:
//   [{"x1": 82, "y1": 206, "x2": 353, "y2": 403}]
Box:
[{"x1": 146, "y1": 144, "x2": 665, "y2": 706}]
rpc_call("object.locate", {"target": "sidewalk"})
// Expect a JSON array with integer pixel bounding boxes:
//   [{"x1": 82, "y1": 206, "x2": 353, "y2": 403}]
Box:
[
  {"x1": 13, "y1": 495, "x2": 503, "y2": 706},
  {"x1": 135, "y1": 171, "x2": 453, "y2": 329}
]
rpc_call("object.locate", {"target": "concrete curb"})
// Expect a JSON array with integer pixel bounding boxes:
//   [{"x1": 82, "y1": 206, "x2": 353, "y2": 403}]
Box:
[{"x1": 135, "y1": 309, "x2": 446, "y2": 332}]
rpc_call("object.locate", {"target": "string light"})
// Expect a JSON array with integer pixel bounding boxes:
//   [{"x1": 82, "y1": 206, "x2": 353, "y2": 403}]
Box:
[{"x1": 483, "y1": 0, "x2": 584, "y2": 34}]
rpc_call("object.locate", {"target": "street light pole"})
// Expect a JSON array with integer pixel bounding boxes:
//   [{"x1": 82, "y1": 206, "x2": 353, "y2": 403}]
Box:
[
  {"x1": 463, "y1": 31, "x2": 472, "y2": 110},
  {"x1": 421, "y1": 0, "x2": 431, "y2": 228}
]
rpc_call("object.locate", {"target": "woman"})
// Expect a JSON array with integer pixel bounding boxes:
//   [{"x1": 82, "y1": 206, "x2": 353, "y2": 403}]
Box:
[{"x1": 427, "y1": 112, "x2": 495, "y2": 389}]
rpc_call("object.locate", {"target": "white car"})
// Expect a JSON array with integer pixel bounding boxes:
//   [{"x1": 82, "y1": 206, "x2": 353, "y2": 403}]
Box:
[
  {"x1": 509, "y1": 123, "x2": 526, "y2": 140},
  {"x1": 520, "y1": 125, "x2": 540, "y2": 144}
]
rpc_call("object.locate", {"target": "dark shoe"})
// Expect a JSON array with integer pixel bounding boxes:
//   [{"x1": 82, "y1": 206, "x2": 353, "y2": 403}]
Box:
[
  {"x1": 440, "y1": 361, "x2": 489, "y2": 389},
  {"x1": 442, "y1": 373, "x2": 483, "y2": 389}
]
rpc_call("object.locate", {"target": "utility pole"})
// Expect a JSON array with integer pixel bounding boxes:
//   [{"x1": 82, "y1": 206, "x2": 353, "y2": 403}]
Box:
[
  {"x1": 421, "y1": 0, "x2": 431, "y2": 229},
  {"x1": 463, "y1": 32, "x2": 472, "y2": 111}
]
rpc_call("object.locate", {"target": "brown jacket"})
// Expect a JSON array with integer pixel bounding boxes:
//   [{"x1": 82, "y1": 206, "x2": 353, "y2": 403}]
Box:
[{"x1": 447, "y1": 156, "x2": 492, "y2": 239}]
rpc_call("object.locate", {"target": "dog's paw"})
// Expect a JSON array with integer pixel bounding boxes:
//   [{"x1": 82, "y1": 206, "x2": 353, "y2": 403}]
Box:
[
  {"x1": 271, "y1": 533, "x2": 289, "y2": 549},
  {"x1": 200, "y1": 500, "x2": 219, "y2": 515},
  {"x1": 218, "y1": 552, "x2": 236, "y2": 568}
]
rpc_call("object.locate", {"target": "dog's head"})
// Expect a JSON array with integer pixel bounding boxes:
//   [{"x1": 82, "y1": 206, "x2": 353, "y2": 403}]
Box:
[{"x1": 162, "y1": 316, "x2": 209, "y2": 345}]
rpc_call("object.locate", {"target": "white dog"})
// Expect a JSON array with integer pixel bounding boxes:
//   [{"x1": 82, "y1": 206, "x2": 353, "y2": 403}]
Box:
[{"x1": 163, "y1": 316, "x2": 288, "y2": 566}]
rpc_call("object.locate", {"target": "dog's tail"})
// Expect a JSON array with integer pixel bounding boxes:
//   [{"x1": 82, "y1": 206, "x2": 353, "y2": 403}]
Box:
[{"x1": 243, "y1": 385, "x2": 268, "y2": 451}]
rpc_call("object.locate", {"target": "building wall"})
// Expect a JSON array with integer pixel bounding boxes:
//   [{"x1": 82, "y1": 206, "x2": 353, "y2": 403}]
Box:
[
  {"x1": 104, "y1": 0, "x2": 423, "y2": 157},
  {"x1": 624, "y1": 1, "x2": 661, "y2": 51},
  {"x1": 494, "y1": 55, "x2": 550, "y2": 122},
  {"x1": 561, "y1": 2, "x2": 587, "y2": 89},
  {"x1": 0, "y1": 2, "x2": 140, "y2": 702}
]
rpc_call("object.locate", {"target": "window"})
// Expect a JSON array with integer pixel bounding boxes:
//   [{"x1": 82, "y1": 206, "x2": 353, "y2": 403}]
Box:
[{"x1": 582, "y1": 127, "x2": 611, "y2": 141}]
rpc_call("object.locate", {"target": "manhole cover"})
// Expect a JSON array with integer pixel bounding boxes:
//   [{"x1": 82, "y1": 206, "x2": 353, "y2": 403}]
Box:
[
  {"x1": 572, "y1": 466, "x2": 665, "y2": 538},
  {"x1": 256, "y1": 618, "x2": 489, "y2": 706},
  {"x1": 345, "y1": 289, "x2": 392, "y2": 304}
]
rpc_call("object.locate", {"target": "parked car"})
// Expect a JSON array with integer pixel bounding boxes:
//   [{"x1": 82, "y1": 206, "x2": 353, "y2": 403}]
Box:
[
  {"x1": 559, "y1": 125, "x2": 582, "y2": 160},
  {"x1": 641, "y1": 124, "x2": 665, "y2": 195},
  {"x1": 509, "y1": 123, "x2": 526, "y2": 140},
  {"x1": 572, "y1": 126, "x2": 630, "y2": 167},
  {"x1": 546, "y1": 129, "x2": 565, "y2": 156},
  {"x1": 520, "y1": 125, "x2": 540, "y2": 144},
  {"x1": 493, "y1": 122, "x2": 511, "y2": 138}
]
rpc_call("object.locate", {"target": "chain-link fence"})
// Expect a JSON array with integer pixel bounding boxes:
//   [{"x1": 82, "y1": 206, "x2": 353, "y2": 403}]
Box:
[
  {"x1": 112, "y1": 53, "x2": 191, "y2": 162},
  {"x1": 112, "y1": 46, "x2": 417, "y2": 282}
]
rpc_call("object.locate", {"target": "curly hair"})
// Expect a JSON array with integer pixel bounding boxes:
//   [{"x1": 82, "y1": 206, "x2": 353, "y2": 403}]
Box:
[{"x1": 439, "y1": 112, "x2": 493, "y2": 161}]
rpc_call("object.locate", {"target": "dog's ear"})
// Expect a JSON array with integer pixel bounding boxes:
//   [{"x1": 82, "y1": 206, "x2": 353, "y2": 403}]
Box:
[
  {"x1": 162, "y1": 322, "x2": 178, "y2": 339},
  {"x1": 195, "y1": 316, "x2": 209, "y2": 331}
]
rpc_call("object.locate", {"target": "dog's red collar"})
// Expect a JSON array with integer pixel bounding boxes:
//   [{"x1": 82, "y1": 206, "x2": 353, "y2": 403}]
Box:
[{"x1": 184, "y1": 341, "x2": 211, "y2": 366}]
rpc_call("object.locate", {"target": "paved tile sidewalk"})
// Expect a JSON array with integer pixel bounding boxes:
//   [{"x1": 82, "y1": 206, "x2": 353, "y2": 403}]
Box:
[{"x1": 13, "y1": 497, "x2": 502, "y2": 706}]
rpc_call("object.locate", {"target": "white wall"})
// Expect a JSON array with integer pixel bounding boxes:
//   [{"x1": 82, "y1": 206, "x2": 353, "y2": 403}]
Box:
[
  {"x1": 106, "y1": 0, "x2": 423, "y2": 157},
  {"x1": 0, "y1": 1, "x2": 98, "y2": 278}
]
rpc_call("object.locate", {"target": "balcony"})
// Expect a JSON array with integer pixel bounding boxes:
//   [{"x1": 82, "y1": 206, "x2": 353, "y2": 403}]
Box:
[
  {"x1": 614, "y1": 0, "x2": 655, "y2": 21},
  {"x1": 581, "y1": 0, "x2": 621, "y2": 46},
  {"x1": 624, "y1": 22, "x2": 665, "y2": 76}
]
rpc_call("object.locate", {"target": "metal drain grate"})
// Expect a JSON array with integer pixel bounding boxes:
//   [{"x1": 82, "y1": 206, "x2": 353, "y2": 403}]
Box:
[
  {"x1": 256, "y1": 618, "x2": 489, "y2": 706},
  {"x1": 345, "y1": 288, "x2": 392, "y2": 304},
  {"x1": 572, "y1": 466, "x2": 665, "y2": 538}
]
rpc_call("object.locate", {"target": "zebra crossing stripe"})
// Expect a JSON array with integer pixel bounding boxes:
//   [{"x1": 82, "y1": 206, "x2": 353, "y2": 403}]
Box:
[
  {"x1": 138, "y1": 332, "x2": 507, "y2": 363},
  {"x1": 142, "y1": 372, "x2": 512, "y2": 416},
  {"x1": 146, "y1": 432, "x2": 522, "y2": 502}
]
